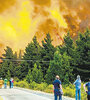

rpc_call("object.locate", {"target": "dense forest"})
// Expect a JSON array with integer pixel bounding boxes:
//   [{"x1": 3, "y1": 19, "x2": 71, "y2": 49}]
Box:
[{"x1": 0, "y1": 29, "x2": 90, "y2": 84}]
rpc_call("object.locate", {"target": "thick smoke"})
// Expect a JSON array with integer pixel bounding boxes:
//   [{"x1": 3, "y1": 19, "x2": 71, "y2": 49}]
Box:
[
  {"x1": 0, "y1": 43, "x2": 4, "y2": 56},
  {"x1": 0, "y1": 0, "x2": 90, "y2": 55},
  {"x1": 0, "y1": 0, "x2": 16, "y2": 13},
  {"x1": 30, "y1": 0, "x2": 51, "y2": 7},
  {"x1": 60, "y1": 0, "x2": 90, "y2": 35}
]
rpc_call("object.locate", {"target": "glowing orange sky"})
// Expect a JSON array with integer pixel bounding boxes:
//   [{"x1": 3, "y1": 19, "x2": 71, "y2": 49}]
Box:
[{"x1": 0, "y1": 0, "x2": 90, "y2": 55}]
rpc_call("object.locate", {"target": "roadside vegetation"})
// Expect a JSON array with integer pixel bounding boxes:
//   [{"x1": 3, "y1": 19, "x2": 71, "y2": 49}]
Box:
[
  {"x1": 14, "y1": 79, "x2": 87, "y2": 100},
  {"x1": 0, "y1": 28, "x2": 90, "y2": 99}
]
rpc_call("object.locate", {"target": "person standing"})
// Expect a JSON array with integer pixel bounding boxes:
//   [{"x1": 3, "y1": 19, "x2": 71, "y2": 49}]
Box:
[
  {"x1": 4, "y1": 78, "x2": 8, "y2": 89},
  {"x1": 11, "y1": 78, "x2": 14, "y2": 88},
  {"x1": 74, "y1": 75, "x2": 81, "y2": 100},
  {"x1": 0, "y1": 78, "x2": 3, "y2": 89},
  {"x1": 53, "y1": 75, "x2": 63, "y2": 100},
  {"x1": 83, "y1": 79, "x2": 90, "y2": 100},
  {"x1": 9, "y1": 78, "x2": 12, "y2": 88}
]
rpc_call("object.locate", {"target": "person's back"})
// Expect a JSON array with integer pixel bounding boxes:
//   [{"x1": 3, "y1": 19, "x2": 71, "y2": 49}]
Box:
[
  {"x1": 9, "y1": 79, "x2": 12, "y2": 88},
  {"x1": 53, "y1": 79, "x2": 61, "y2": 89},
  {"x1": 74, "y1": 79, "x2": 81, "y2": 90},
  {"x1": 11, "y1": 78, "x2": 14, "y2": 88},
  {"x1": 4, "y1": 79, "x2": 8, "y2": 84},
  {"x1": 74, "y1": 75, "x2": 81, "y2": 100},
  {"x1": 53, "y1": 75, "x2": 63, "y2": 100},
  {"x1": 4, "y1": 79, "x2": 8, "y2": 88},
  {"x1": 84, "y1": 81, "x2": 90, "y2": 100},
  {"x1": 86, "y1": 82, "x2": 90, "y2": 95}
]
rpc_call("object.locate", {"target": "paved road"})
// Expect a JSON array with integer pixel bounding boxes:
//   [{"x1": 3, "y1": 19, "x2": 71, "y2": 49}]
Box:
[{"x1": 0, "y1": 87, "x2": 75, "y2": 100}]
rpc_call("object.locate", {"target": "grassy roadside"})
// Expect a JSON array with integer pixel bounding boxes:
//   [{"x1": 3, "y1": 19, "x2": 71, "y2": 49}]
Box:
[{"x1": 14, "y1": 81, "x2": 87, "y2": 100}]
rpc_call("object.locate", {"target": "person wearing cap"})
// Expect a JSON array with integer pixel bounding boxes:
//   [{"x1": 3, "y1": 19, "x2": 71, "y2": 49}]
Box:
[
  {"x1": 83, "y1": 79, "x2": 90, "y2": 100},
  {"x1": 74, "y1": 75, "x2": 81, "y2": 100},
  {"x1": 0, "y1": 78, "x2": 3, "y2": 88},
  {"x1": 53, "y1": 75, "x2": 63, "y2": 100}
]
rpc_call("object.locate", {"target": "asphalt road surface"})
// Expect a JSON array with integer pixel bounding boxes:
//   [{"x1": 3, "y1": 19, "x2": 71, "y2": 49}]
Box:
[{"x1": 0, "y1": 87, "x2": 75, "y2": 100}]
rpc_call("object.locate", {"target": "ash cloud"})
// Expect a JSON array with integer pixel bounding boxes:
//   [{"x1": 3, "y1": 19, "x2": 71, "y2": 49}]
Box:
[
  {"x1": 30, "y1": 0, "x2": 51, "y2": 7},
  {"x1": 0, "y1": 0, "x2": 16, "y2": 13},
  {"x1": 0, "y1": 43, "x2": 4, "y2": 56},
  {"x1": 60, "y1": 0, "x2": 90, "y2": 36},
  {"x1": 0, "y1": 0, "x2": 90, "y2": 55},
  {"x1": 35, "y1": 18, "x2": 65, "y2": 46}
]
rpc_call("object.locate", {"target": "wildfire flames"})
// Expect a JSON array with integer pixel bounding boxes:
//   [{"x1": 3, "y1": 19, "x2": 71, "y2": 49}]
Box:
[{"x1": 0, "y1": 0, "x2": 90, "y2": 55}]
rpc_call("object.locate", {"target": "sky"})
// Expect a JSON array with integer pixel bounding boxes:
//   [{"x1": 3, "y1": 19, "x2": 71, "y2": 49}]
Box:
[{"x1": 0, "y1": 0, "x2": 90, "y2": 55}]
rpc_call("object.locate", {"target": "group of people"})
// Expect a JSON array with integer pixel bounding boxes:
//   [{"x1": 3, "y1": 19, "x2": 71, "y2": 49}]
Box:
[
  {"x1": 53, "y1": 75, "x2": 90, "y2": 100},
  {"x1": 0, "y1": 78, "x2": 14, "y2": 89}
]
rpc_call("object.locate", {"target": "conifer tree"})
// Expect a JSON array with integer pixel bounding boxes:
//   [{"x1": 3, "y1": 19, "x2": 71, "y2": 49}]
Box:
[
  {"x1": 2, "y1": 46, "x2": 14, "y2": 59},
  {"x1": 0, "y1": 61, "x2": 8, "y2": 78},
  {"x1": 23, "y1": 36, "x2": 41, "y2": 71},
  {"x1": 26, "y1": 69, "x2": 33, "y2": 83},
  {"x1": 41, "y1": 33, "x2": 56, "y2": 75},
  {"x1": 45, "y1": 51, "x2": 73, "y2": 84},
  {"x1": 1, "y1": 46, "x2": 17, "y2": 78},
  {"x1": 31, "y1": 63, "x2": 43, "y2": 83},
  {"x1": 74, "y1": 29, "x2": 90, "y2": 80},
  {"x1": 6, "y1": 70, "x2": 11, "y2": 81}
]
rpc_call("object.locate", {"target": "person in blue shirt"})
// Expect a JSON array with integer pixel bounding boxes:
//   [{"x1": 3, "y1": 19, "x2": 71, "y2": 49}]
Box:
[
  {"x1": 74, "y1": 75, "x2": 81, "y2": 100},
  {"x1": 53, "y1": 75, "x2": 63, "y2": 100},
  {"x1": 83, "y1": 79, "x2": 90, "y2": 100}
]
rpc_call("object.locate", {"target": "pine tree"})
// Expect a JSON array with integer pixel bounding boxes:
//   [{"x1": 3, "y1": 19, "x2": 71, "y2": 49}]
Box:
[
  {"x1": 13, "y1": 52, "x2": 17, "y2": 59},
  {"x1": 9, "y1": 62, "x2": 14, "y2": 77},
  {"x1": 1, "y1": 46, "x2": 18, "y2": 78},
  {"x1": 6, "y1": 70, "x2": 11, "y2": 81},
  {"x1": 0, "y1": 61, "x2": 8, "y2": 78},
  {"x1": 45, "y1": 51, "x2": 73, "y2": 84},
  {"x1": 19, "y1": 50, "x2": 22, "y2": 59},
  {"x1": 26, "y1": 69, "x2": 33, "y2": 83},
  {"x1": 59, "y1": 32, "x2": 75, "y2": 58},
  {"x1": 18, "y1": 61, "x2": 29, "y2": 79},
  {"x1": 23, "y1": 36, "x2": 41, "y2": 71},
  {"x1": 74, "y1": 29, "x2": 90, "y2": 81},
  {"x1": 2, "y1": 46, "x2": 14, "y2": 59},
  {"x1": 41, "y1": 33, "x2": 56, "y2": 75},
  {"x1": 31, "y1": 63, "x2": 43, "y2": 83},
  {"x1": 14, "y1": 65, "x2": 23, "y2": 79}
]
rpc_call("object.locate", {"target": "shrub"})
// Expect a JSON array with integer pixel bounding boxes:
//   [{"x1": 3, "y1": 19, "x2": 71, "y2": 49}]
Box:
[
  {"x1": 44, "y1": 84, "x2": 53, "y2": 93},
  {"x1": 29, "y1": 81, "x2": 37, "y2": 89},
  {"x1": 14, "y1": 81, "x2": 29, "y2": 88},
  {"x1": 14, "y1": 81, "x2": 87, "y2": 100},
  {"x1": 63, "y1": 83, "x2": 87, "y2": 100},
  {"x1": 29, "y1": 82, "x2": 48, "y2": 91},
  {"x1": 14, "y1": 77, "x2": 20, "y2": 82},
  {"x1": 63, "y1": 86, "x2": 75, "y2": 97}
]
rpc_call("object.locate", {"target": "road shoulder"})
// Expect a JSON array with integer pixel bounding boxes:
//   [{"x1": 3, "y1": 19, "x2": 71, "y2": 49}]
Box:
[{"x1": 14, "y1": 86, "x2": 75, "y2": 100}]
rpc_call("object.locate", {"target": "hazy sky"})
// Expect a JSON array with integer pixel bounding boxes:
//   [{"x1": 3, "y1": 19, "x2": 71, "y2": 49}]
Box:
[{"x1": 0, "y1": 0, "x2": 90, "y2": 55}]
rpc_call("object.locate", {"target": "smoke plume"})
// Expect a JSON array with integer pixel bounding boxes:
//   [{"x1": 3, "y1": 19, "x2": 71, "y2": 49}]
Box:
[{"x1": 0, "y1": 0, "x2": 90, "y2": 55}]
